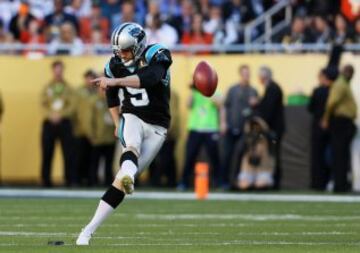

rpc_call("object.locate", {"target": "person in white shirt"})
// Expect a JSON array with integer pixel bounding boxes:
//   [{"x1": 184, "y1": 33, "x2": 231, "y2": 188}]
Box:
[
  {"x1": 48, "y1": 22, "x2": 84, "y2": 56},
  {"x1": 145, "y1": 13, "x2": 178, "y2": 47},
  {"x1": 64, "y1": 0, "x2": 92, "y2": 18},
  {"x1": 203, "y1": 4, "x2": 237, "y2": 45}
]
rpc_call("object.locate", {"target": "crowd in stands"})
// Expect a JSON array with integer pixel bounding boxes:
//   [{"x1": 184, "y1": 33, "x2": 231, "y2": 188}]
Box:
[
  {"x1": 1, "y1": 0, "x2": 360, "y2": 55},
  {"x1": 277, "y1": 10, "x2": 360, "y2": 45}
]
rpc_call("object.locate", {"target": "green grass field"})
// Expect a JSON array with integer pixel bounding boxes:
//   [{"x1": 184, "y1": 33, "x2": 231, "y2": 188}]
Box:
[{"x1": 0, "y1": 196, "x2": 359, "y2": 253}]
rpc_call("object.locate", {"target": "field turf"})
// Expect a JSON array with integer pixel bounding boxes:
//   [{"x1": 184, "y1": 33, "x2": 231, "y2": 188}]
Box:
[{"x1": 0, "y1": 197, "x2": 359, "y2": 252}]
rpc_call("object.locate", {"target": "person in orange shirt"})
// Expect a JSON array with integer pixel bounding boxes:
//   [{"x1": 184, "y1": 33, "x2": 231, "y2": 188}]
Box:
[
  {"x1": 181, "y1": 13, "x2": 212, "y2": 54},
  {"x1": 79, "y1": 3, "x2": 109, "y2": 43},
  {"x1": 20, "y1": 19, "x2": 45, "y2": 44}
]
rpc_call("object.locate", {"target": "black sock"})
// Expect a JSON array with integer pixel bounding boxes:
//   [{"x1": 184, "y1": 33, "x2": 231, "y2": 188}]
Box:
[
  {"x1": 120, "y1": 150, "x2": 138, "y2": 167},
  {"x1": 101, "y1": 185, "x2": 125, "y2": 209}
]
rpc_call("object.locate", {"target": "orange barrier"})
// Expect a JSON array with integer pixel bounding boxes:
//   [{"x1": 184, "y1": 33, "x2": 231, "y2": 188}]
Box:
[{"x1": 195, "y1": 162, "x2": 209, "y2": 200}]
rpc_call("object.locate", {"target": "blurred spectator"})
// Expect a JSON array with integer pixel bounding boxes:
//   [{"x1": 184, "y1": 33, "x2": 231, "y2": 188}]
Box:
[
  {"x1": 204, "y1": 4, "x2": 237, "y2": 45},
  {"x1": 222, "y1": 0, "x2": 255, "y2": 43},
  {"x1": 158, "y1": 0, "x2": 182, "y2": 20},
  {"x1": 145, "y1": 13, "x2": 178, "y2": 46},
  {"x1": 0, "y1": 0, "x2": 17, "y2": 30},
  {"x1": 65, "y1": 0, "x2": 92, "y2": 18},
  {"x1": 256, "y1": 66, "x2": 285, "y2": 190},
  {"x1": 89, "y1": 86, "x2": 116, "y2": 186},
  {"x1": 145, "y1": 0, "x2": 159, "y2": 24},
  {"x1": 134, "y1": 0, "x2": 147, "y2": 25},
  {"x1": 145, "y1": 0, "x2": 178, "y2": 46},
  {"x1": 178, "y1": 86, "x2": 223, "y2": 190},
  {"x1": 203, "y1": 4, "x2": 220, "y2": 34},
  {"x1": 100, "y1": 0, "x2": 120, "y2": 22},
  {"x1": 308, "y1": 0, "x2": 340, "y2": 16},
  {"x1": 48, "y1": 22, "x2": 84, "y2": 55},
  {"x1": 352, "y1": 18, "x2": 360, "y2": 43},
  {"x1": 25, "y1": 0, "x2": 54, "y2": 20},
  {"x1": 169, "y1": 0, "x2": 194, "y2": 41},
  {"x1": 44, "y1": 0, "x2": 79, "y2": 41},
  {"x1": 221, "y1": 65, "x2": 258, "y2": 188},
  {"x1": 308, "y1": 68, "x2": 332, "y2": 190},
  {"x1": 87, "y1": 26, "x2": 109, "y2": 54},
  {"x1": 21, "y1": 19, "x2": 46, "y2": 56},
  {"x1": 73, "y1": 70, "x2": 97, "y2": 186},
  {"x1": 79, "y1": 3, "x2": 109, "y2": 43},
  {"x1": 195, "y1": 0, "x2": 211, "y2": 18},
  {"x1": 8, "y1": 2, "x2": 36, "y2": 42},
  {"x1": 20, "y1": 19, "x2": 45, "y2": 44},
  {"x1": 222, "y1": 0, "x2": 254, "y2": 24},
  {"x1": 332, "y1": 13, "x2": 352, "y2": 44},
  {"x1": 311, "y1": 16, "x2": 332, "y2": 44},
  {"x1": 341, "y1": 0, "x2": 360, "y2": 22},
  {"x1": 237, "y1": 116, "x2": 274, "y2": 190},
  {"x1": 111, "y1": 0, "x2": 143, "y2": 31},
  {"x1": 149, "y1": 90, "x2": 180, "y2": 187},
  {"x1": 280, "y1": 16, "x2": 313, "y2": 44},
  {"x1": 40, "y1": 60, "x2": 75, "y2": 187},
  {"x1": 322, "y1": 65, "x2": 357, "y2": 192},
  {"x1": 0, "y1": 19, "x2": 13, "y2": 44},
  {"x1": 181, "y1": 13, "x2": 212, "y2": 49},
  {"x1": 249, "y1": 0, "x2": 265, "y2": 18}
]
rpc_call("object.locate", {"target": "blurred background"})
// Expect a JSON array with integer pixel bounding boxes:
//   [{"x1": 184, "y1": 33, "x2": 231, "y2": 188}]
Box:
[{"x1": 0, "y1": 0, "x2": 359, "y2": 193}]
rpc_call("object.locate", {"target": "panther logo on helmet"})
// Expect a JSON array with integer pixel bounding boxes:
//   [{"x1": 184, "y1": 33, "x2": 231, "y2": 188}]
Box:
[{"x1": 129, "y1": 27, "x2": 145, "y2": 42}]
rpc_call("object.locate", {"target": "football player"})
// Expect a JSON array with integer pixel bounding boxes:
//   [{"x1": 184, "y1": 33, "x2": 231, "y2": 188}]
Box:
[{"x1": 76, "y1": 22, "x2": 172, "y2": 245}]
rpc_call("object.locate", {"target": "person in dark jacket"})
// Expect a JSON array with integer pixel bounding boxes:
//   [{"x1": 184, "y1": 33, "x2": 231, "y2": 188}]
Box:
[
  {"x1": 256, "y1": 66, "x2": 285, "y2": 189},
  {"x1": 308, "y1": 68, "x2": 332, "y2": 190},
  {"x1": 322, "y1": 65, "x2": 357, "y2": 192}
]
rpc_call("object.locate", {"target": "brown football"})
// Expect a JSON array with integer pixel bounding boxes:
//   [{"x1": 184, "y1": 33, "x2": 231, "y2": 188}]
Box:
[{"x1": 193, "y1": 61, "x2": 218, "y2": 97}]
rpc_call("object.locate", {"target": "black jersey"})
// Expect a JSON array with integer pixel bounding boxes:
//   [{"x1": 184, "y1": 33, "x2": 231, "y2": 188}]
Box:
[{"x1": 104, "y1": 43, "x2": 172, "y2": 129}]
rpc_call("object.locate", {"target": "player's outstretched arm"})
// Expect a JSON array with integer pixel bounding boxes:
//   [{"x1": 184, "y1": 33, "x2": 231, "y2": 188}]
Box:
[
  {"x1": 91, "y1": 64, "x2": 167, "y2": 89},
  {"x1": 91, "y1": 75, "x2": 141, "y2": 89}
]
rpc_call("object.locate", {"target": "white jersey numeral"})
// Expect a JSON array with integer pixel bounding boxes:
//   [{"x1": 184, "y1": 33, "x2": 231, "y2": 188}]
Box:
[{"x1": 126, "y1": 87, "x2": 150, "y2": 107}]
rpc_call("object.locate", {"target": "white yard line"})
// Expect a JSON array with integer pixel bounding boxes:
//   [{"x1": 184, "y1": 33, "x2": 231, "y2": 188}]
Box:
[
  {"x1": 0, "y1": 230, "x2": 355, "y2": 238},
  {"x1": 135, "y1": 213, "x2": 360, "y2": 221},
  {"x1": 1, "y1": 189, "x2": 360, "y2": 203},
  {"x1": 0, "y1": 241, "x2": 358, "y2": 247},
  {"x1": 105, "y1": 241, "x2": 360, "y2": 246},
  {"x1": 1, "y1": 213, "x2": 359, "y2": 222}
]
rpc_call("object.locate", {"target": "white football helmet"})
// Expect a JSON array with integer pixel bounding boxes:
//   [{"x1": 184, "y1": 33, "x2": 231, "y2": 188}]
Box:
[{"x1": 111, "y1": 23, "x2": 147, "y2": 66}]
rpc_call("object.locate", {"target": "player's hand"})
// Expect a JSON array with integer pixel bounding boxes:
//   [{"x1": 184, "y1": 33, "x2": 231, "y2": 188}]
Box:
[
  {"x1": 320, "y1": 119, "x2": 328, "y2": 129},
  {"x1": 249, "y1": 96, "x2": 258, "y2": 107},
  {"x1": 114, "y1": 126, "x2": 119, "y2": 138},
  {"x1": 220, "y1": 121, "x2": 227, "y2": 135},
  {"x1": 49, "y1": 112, "x2": 62, "y2": 124},
  {"x1": 91, "y1": 77, "x2": 116, "y2": 89}
]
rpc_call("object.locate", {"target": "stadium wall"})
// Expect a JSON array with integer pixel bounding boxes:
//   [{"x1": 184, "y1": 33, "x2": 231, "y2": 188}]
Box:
[{"x1": 0, "y1": 54, "x2": 359, "y2": 186}]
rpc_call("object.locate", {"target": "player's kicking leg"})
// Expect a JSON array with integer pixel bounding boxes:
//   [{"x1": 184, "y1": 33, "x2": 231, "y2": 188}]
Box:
[
  {"x1": 76, "y1": 114, "x2": 142, "y2": 245},
  {"x1": 76, "y1": 149, "x2": 138, "y2": 245},
  {"x1": 76, "y1": 114, "x2": 166, "y2": 245}
]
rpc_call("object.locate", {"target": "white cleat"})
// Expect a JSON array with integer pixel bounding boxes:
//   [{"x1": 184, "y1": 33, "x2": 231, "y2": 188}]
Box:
[
  {"x1": 121, "y1": 175, "x2": 134, "y2": 194},
  {"x1": 76, "y1": 229, "x2": 92, "y2": 245}
]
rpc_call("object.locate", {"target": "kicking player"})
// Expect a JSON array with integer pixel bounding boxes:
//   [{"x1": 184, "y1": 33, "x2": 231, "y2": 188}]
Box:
[{"x1": 76, "y1": 22, "x2": 172, "y2": 245}]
